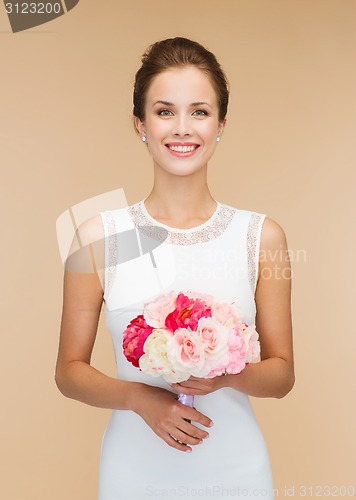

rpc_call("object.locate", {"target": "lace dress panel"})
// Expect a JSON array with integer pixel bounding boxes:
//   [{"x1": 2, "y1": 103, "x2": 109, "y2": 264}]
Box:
[
  {"x1": 127, "y1": 202, "x2": 236, "y2": 246},
  {"x1": 247, "y1": 213, "x2": 264, "y2": 295}
]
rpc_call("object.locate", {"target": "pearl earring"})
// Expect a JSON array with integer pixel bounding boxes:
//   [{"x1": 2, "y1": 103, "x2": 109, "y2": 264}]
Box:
[
  {"x1": 217, "y1": 136, "x2": 221, "y2": 142},
  {"x1": 141, "y1": 136, "x2": 147, "y2": 142}
]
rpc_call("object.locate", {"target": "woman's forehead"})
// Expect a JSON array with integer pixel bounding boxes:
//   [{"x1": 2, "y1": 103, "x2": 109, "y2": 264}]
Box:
[{"x1": 146, "y1": 67, "x2": 218, "y2": 105}]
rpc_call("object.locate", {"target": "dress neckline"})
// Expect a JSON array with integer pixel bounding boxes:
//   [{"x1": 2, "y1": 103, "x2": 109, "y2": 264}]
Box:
[
  {"x1": 139, "y1": 198, "x2": 221, "y2": 233},
  {"x1": 127, "y1": 200, "x2": 237, "y2": 246}
]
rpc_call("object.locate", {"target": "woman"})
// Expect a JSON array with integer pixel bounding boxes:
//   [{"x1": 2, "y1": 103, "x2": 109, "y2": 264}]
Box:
[{"x1": 56, "y1": 37, "x2": 294, "y2": 499}]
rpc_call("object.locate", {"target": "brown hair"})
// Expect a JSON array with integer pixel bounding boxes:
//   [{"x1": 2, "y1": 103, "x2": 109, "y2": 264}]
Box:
[{"x1": 133, "y1": 37, "x2": 229, "y2": 123}]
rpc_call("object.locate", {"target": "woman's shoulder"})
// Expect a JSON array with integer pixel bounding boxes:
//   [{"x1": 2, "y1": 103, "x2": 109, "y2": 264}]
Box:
[
  {"x1": 74, "y1": 213, "x2": 105, "y2": 246},
  {"x1": 220, "y1": 201, "x2": 287, "y2": 248},
  {"x1": 74, "y1": 205, "x2": 138, "y2": 245},
  {"x1": 260, "y1": 216, "x2": 287, "y2": 250},
  {"x1": 64, "y1": 214, "x2": 105, "y2": 275},
  {"x1": 258, "y1": 218, "x2": 289, "y2": 276}
]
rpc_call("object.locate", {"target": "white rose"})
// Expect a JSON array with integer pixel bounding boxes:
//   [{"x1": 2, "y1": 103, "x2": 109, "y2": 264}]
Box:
[{"x1": 139, "y1": 328, "x2": 189, "y2": 383}]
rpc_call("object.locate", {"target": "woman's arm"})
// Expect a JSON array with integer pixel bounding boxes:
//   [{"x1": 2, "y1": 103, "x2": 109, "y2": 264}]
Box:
[
  {"x1": 55, "y1": 269, "x2": 141, "y2": 410},
  {"x1": 226, "y1": 216, "x2": 294, "y2": 398},
  {"x1": 171, "y1": 217, "x2": 295, "y2": 399},
  {"x1": 55, "y1": 214, "x2": 141, "y2": 409},
  {"x1": 55, "y1": 215, "x2": 212, "y2": 452}
]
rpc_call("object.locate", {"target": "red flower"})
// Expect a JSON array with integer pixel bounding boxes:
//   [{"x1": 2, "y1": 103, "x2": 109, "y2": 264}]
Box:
[
  {"x1": 165, "y1": 292, "x2": 212, "y2": 332},
  {"x1": 122, "y1": 315, "x2": 153, "y2": 367}
]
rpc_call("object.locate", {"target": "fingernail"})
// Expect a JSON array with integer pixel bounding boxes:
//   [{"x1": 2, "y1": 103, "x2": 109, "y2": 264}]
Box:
[
  {"x1": 185, "y1": 448, "x2": 192, "y2": 453},
  {"x1": 205, "y1": 434, "x2": 209, "y2": 439},
  {"x1": 209, "y1": 421, "x2": 214, "y2": 427}
]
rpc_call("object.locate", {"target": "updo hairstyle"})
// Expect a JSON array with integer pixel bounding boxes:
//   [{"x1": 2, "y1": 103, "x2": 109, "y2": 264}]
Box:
[{"x1": 133, "y1": 37, "x2": 229, "y2": 124}]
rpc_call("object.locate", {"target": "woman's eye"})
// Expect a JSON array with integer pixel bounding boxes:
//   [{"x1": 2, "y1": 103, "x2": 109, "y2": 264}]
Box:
[
  {"x1": 193, "y1": 109, "x2": 208, "y2": 116},
  {"x1": 158, "y1": 109, "x2": 173, "y2": 116}
]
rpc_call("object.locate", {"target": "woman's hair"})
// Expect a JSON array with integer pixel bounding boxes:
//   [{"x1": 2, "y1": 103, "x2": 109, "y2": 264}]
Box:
[{"x1": 133, "y1": 37, "x2": 229, "y2": 123}]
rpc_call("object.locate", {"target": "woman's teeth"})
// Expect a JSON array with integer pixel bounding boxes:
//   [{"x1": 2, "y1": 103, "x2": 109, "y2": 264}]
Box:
[{"x1": 168, "y1": 145, "x2": 197, "y2": 153}]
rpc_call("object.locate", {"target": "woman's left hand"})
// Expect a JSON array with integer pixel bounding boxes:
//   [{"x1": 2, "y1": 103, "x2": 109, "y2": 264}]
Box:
[{"x1": 170, "y1": 375, "x2": 227, "y2": 396}]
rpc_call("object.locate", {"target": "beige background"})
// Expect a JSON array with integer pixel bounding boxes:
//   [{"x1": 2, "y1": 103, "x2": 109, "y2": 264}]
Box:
[{"x1": 1, "y1": 1, "x2": 355, "y2": 499}]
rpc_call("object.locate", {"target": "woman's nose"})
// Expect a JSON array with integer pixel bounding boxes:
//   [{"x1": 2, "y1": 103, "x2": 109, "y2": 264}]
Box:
[{"x1": 172, "y1": 115, "x2": 193, "y2": 137}]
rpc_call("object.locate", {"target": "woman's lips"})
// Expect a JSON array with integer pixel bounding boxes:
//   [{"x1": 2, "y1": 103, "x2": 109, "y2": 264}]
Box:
[{"x1": 165, "y1": 143, "x2": 200, "y2": 157}]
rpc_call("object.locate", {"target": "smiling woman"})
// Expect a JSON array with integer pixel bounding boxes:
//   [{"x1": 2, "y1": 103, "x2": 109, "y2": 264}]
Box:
[
  {"x1": 56, "y1": 37, "x2": 294, "y2": 500},
  {"x1": 135, "y1": 65, "x2": 225, "y2": 177}
]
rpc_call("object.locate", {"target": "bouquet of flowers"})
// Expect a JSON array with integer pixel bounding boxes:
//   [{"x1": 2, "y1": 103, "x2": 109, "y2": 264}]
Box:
[{"x1": 122, "y1": 291, "x2": 260, "y2": 407}]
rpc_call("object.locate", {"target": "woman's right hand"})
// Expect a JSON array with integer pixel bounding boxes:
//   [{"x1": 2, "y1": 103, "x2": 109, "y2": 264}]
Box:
[{"x1": 132, "y1": 384, "x2": 213, "y2": 453}]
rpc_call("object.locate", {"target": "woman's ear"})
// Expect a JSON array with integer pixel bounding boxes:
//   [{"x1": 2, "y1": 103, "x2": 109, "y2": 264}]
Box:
[
  {"x1": 218, "y1": 117, "x2": 227, "y2": 138},
  {"x1": 134, "y1": 116, "x2": 146, "y2": 137}
]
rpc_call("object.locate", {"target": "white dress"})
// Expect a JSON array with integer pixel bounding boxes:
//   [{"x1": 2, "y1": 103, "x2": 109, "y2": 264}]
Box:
[{"x1": 98, "y1": 199, "x2": 274, "y2": 500}]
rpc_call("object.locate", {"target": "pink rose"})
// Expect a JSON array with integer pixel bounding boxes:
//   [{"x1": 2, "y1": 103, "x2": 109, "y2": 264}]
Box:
[
  {"x1": 143, "y1": 291, "x2": 176, "y2": 328},
  {"x1": 221, "y1": 325, "x2": 248, "y2": 375},
  {"x1": 122, "y1": 315, "x2": 153, "y2": 367},
  {"x1": 197, "y1": 317, "x2": 229, "y2": 375},
  {"x1": 166, "y1": 327, "x2": 209, "y2": 377},
  {"x1": 211, "y1": 301, "x2": 241, "y2": 326},
  {"x1": 165, "y1": 292, "x2": 212, "y2": 332},
  {"x1": 226, "y1": 351, "x2": 247, "y2": 375},
  {"x1": 243, "y1": 324, "x2": 260, "y2": 363}
]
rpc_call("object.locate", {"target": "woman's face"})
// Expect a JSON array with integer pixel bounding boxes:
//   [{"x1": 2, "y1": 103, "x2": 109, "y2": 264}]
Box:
[{"x1": 135, "y1": 66, "x2": 226, "y2": 177}]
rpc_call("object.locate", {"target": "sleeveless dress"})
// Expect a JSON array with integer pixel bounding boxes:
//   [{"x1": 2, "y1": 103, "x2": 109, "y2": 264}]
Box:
[{"x1": 98, "y1": 199, "x2": 274, "y2": 500}]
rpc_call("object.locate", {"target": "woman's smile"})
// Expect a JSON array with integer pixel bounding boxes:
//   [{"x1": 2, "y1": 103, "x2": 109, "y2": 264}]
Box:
[{"x1": 165, "y1": 142, "x2": 201, "y2": 157}]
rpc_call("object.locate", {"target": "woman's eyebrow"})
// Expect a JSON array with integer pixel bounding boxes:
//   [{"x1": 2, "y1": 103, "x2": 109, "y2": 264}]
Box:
[
  {"x1": 191, "y1": 101, "x2": 212, "y2": 109},
  {"x1": 153, "y1": 100, "x2": 174, "y2": 106},
  {"x1": 153, "y1": 100, "x2": 212, "y2": 109}
]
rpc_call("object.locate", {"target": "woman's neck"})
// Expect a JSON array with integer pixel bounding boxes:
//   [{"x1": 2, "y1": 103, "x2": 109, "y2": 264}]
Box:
[{"x1": 143, "y1": 165, "x2": 217, "y2": 227}]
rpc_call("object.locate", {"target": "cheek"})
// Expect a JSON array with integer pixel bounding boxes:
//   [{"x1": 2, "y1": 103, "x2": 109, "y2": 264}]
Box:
[
  {"x1": 146, "y1": 117, "x2": 170, "y2": 139},
  {"x1": 199, "y1": 122, "x2": 219, "y2": 141}
]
